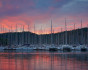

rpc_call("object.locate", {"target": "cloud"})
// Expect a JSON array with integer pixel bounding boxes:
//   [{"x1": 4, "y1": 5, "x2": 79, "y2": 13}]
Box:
[
  {"x1": 0, "y1": 0, "x2": 35, "y2": 17},
  {"x1": 0, "y1": 0, "x2": 88, "y2": 34},
  {"x1": 0, "y1": 2, "x2": 2, "y2": 8},
  {"x1": 59, "y1": 0, "x2": 88, "y2": 16}
]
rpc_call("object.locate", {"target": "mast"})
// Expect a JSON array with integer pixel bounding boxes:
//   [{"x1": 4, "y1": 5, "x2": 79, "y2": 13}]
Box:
[
  {"x1": 77, "y1": 27, "x2": 79, "y2": 45},
  {"x1": 61, "y1": 28, "x2": 63, "y2": 45},
  {"x1": 51, "y1": 20, "x2": 53, "y2": 45},
  {"x1": 45, "y1": 31, "x2": 47, "y2": 45},
  {"x1": 65, "y1": 18, "x2": 67, "y2": 45},
  {"x1": 86, "y1": 24, "x2": 88, "y2": 45},
  {"x1": 53, "y1": 29, "x2": 54, "y2": 44},
  {"x1": 74, "y1": 23, "x2": 75, "y2": 30},
  {"x1": 23, "y1": 25, "x2": 24, "y2": 32},
  {"x1": 3, "y1": 25, "x2": 4, "y2": 33},
  {"x1": 20, "y1": 25, "x2": 22, "y2": 45},
  {"x1": 16, "y1": 24, "x2": 18, "y2": 32},
  {"x1": 58, "y1": 29, "x2": 60, "y2": 45},
  {"x1": 40, "y1": 26, "x2": 42, "y2": 46},
  {"x1": 16, "y1": 24, "x2": 18, "y2": 45},
  {"x1": 28, "y1": 24, "x2": 30, "y2": 44},
  {"x1": 81, "y1": 19, "x2": 82, "y2": 29},
  {"x1": 34, "y1": 24, "x2": 35, "y2": 45},
  {"x1": 81, "y1": 19, "x2": 83, "y2": 45},
  {"x1": 1, "y1": 25, "x2": 3, "y2": 45},
  {"x1": 11, "y1": 25, "x2": 12, "y2": 45},
  {"x1": 22, "y1": 25, "x2": 24, "y2": 45},
  {"x1": 0, "y1": 24, "x2": 2, "y2": 33},
  {"x1": 11, "y1": 25, "x2": 12, "y2": 32},
  {"x1": 74, "y1": 23, "x2": 75, "y2": 45},
  {"x1": 8, "y1": 28, "x2": 10, "y2": 46}
]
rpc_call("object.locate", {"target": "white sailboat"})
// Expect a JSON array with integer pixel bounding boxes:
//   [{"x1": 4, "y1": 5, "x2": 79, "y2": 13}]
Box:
[
  {"x1": 57, "y1": 28, "x2": 62, "y2": 50},
  {"x1": 0, "y1": 25, "x2": 5, "y2": 50},
  {"x1": 62, "y1": 18, "x2": 72, "y2": 51},
  {"x1": 77, "y1": 19, "x2": 87, "y2": 51},
  {"x1": 32, "y1": 24, "x2": 37, "y2": 50},
  {"x1": 49, "y1": 20, "x2": 58, "y2": 51},
  {"x1": 71, "y1": 23, "x2": 77, "y2": 50}
]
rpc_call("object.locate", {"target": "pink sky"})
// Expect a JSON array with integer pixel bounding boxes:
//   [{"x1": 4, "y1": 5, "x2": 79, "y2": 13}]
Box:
[{"x1": 0, "y1": 0, "x2": 88, "y2": 34}]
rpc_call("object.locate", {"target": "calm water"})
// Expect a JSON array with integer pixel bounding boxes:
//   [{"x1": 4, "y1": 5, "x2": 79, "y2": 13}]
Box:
[{"x1": 0, "y1": 50, "x2": 88, "y2": 70}]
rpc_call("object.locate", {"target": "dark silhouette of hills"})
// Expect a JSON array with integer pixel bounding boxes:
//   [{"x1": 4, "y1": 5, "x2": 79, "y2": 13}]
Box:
[{"x1": 0, "y1": 27, "x2": 88, "y2": 46}]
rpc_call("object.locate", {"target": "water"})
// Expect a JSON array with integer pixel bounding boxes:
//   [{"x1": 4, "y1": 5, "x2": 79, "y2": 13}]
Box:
[{"x1": 0, "y1": 50, "x2": 88, "y2": 70}]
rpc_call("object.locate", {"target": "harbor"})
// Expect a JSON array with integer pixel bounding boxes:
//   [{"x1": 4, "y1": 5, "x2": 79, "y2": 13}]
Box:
[
  {"x1": 0, "y1": 0, "x2": 88, "y2": 70},
  {"x1": 0, "y1": 19, "x2": 88, "y2": 52}
]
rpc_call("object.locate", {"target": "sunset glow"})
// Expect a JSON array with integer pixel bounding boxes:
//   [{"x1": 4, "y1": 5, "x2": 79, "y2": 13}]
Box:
[{"x1": 0, "y1": 0, "x2": 88, "y2": 34}]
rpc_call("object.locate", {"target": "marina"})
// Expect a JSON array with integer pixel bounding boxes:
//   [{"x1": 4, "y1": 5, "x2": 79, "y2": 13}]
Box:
[
  {"x1": 0, "y1": 0, "x2": 88, "y2": 70},
  {"x1": 0, "y1": 19, "x2": 88, "y2": 52}
]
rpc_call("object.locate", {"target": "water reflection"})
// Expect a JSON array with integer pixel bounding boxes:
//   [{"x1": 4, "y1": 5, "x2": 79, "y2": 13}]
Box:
[{"x1": 0, "y1": 51, "x2": 88, "y2": 70}]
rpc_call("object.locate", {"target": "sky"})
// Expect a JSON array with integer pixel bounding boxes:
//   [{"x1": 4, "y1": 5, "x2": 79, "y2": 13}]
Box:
[{"x1": 0, "y1": 0, "x2": 88, "y2": 34}]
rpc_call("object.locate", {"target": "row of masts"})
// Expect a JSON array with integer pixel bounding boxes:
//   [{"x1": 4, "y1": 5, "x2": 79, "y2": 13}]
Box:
[
  {"x1": 0, "y1": 19, "x2": 88, "y2": 46},
  {"x1": 50, "y1": 19, "x2": 87, "y2": 45},
  {"x1": 0, "y1": 19, "x2": 85, "y2": 34}
]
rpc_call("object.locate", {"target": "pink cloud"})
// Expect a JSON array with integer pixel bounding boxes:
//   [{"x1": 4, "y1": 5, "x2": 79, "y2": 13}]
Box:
[
  {"x1": 0, "y1": 2, "x2": 2, "y2": 8},
  {"x1": 0, "y1": 8, "x2": 88, "y2": 34}
]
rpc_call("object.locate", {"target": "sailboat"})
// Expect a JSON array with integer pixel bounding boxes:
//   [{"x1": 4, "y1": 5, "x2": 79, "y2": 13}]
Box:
[
  {"x1": 74, "y1": 19, "x2": 87, "y2": 51},
  {"x1": 79, "y1": 19, "x2": 87, "y2": 51},
  {"x1": 49, "y1": 20, "x2": 58, "y2": 51},
  {"x1": 0, "y1": 25, "x2": 6, "y2": 50},
  {"x1": 62, "y1": 18, "x2": 72, "y2": 51},
  {"x1": 4, "y1": 25, "x2": 16, "y2": 50},
  {"x1": 72, "y1": 23, "x2": 76, "y2": 47},
  {"x1": 33, "y1": 24, "x2": 39, "y2": 50},
  {"x1": 57, "y1": 28, "x2": 62, "y2": 50},
  {"x1": 38, "y1": 26, "x2": 44, "y2": 50}
]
